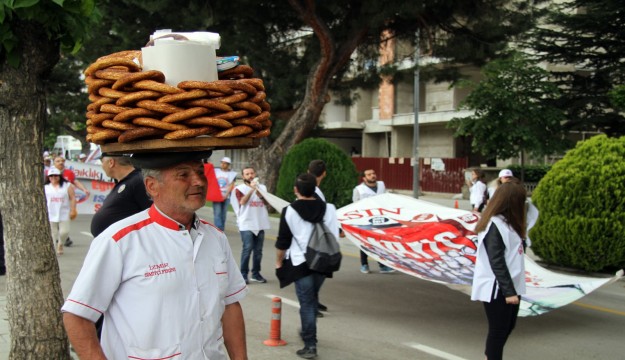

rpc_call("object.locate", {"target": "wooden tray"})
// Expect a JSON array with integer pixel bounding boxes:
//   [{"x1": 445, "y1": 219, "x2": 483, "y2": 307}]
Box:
[{"x1": 100, "y1": 136, "x2": 260, "y2": 154}]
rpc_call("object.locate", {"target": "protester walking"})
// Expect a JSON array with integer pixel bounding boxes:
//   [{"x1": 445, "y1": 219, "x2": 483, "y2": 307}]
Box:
[
  {"x1": 62, "y1": 151, "x2": 248, "y2": 360},
  {"x1": 275, "y1": 173, "x2": 340, "y2": 359},
  {"x1": 471, "y1": 181, "x2": 528, "y2": 360},
  {"x1": 352, "y1": 168, "x2": 395, "y2": 274},
  {"x1": 487, "y1": 169, "x2": 514, "y2": 200},
  {"x1": 233, "y1": 166, "x2": 270, "y2": 284},
  {"x1": 467, "y1": 168, "x2": 488, "y2": 213},
  {"x1": 44, "y1": 167, "x2": 77, "y2": 255}
]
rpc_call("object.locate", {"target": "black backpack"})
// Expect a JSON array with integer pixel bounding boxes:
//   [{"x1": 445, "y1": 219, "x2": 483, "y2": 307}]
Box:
[{"x1": 304, "y1": 222, "x2": 342, "y2": 273}]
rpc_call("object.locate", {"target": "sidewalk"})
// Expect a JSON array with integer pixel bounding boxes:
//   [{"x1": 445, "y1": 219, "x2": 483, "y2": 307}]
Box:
[{"x1": 0, "y1": 193, "x2": 468, "y2": 358}]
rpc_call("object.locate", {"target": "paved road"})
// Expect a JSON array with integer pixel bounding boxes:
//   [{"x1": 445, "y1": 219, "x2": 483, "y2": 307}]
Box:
[{"x1": 1, "y1": 196, "x2": 624, "y2": 359}]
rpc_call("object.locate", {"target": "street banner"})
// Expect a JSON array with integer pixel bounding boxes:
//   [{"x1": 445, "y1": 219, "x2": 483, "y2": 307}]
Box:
[
  {"x1": 336, "y1": 193, "x2": 623, "y2": 317},
  {"x1": 64, "y1": 160, "x2": 114, "y2": 214}
]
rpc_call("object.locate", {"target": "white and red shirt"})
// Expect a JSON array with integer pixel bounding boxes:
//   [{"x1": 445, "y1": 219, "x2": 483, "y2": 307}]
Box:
[
  {"x1": 45, "y1": 182, "x2": 71, "y2": 222},
  {"x1": 232, "y1": 184, "x2": 270, "y2": 232},
  {"x1": 352, "y1": 181, "x2": 386, "y2": 202},
  {"x1": 61, "y1": 205, "x2": 248, "y2": 359},
  {"x1": 214, "y1": 168, "x2": 237, "y2": 200}
]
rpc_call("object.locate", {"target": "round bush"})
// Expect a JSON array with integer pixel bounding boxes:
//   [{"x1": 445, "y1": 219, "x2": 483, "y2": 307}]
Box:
[
  {"x1": 276, "y1": 138, "x2": 359, "y2": 208},
  {"x1": 530, "y1": 135, "x2": 625, "y2": 272}
]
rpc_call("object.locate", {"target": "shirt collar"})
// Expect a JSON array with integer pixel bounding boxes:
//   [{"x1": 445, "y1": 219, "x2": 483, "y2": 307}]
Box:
[{"x1": 148, "y1": 205, "x2": 199, "y2": 231}]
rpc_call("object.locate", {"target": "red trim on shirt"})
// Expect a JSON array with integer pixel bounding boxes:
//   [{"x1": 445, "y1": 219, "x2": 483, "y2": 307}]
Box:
[
  {"x1": 112, "y1": 205, "x2": 182, "y2": 242},
  {"x1": 66, "y1": 299, "x2": 103, "y2": 314},
  {"x1": 226, "y1": 286, "x2": 247, "y2": 298}
]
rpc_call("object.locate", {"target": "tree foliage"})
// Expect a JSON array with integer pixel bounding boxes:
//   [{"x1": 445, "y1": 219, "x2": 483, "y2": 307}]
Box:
[
  {"x1": 530, "y1": 135, "x2": 625, "y2": 272},
  {"x1": 528, "y1": 0, "x2": 625, "y2": 136},
  {"x1": 276, "y1": 138, "x2": 359, "y2": 208},
  {"x1": 449, "y1": 52, "x2": 568, "y2": 160}
]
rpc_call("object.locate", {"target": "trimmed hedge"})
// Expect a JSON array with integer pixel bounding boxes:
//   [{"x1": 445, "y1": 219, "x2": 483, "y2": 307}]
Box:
[
  {"x1": 530, "y1": 135, "x2": 625, "y2": 272},
  {"x1": 276, "y1": 138, "x2": 359, "y2": 208}
]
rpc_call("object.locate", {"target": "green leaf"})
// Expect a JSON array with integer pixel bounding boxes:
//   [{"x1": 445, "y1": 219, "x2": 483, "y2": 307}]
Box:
[{"x1": 12, "y1": 0, "x2": 39, "y2": 9}]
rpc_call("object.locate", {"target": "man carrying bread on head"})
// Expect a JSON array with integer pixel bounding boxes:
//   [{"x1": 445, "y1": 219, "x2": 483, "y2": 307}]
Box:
[{"x1": 62, "y1": 150, "x2": 249, "y2": 360}]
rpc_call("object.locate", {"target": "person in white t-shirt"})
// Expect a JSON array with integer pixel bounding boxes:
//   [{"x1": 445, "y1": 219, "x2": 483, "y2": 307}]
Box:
[
  {"x1": 352, "y1": 169, "x2": 395, "y2": 275},
  {"x1": 213, "y1": 157, "x2": 237, "y2": 231},
  {"x1": 44, "y1": 167, "x2": 77, "y2": 255},
  {"x1": 233, "y1": 166, "x2": 271, "y2": 284},
  {"x1": 466, "y1": 168, "x2": 487, "y2": 213},
  {"x1": 62, "y1": 151, "x2": 248, "y2": 360}
]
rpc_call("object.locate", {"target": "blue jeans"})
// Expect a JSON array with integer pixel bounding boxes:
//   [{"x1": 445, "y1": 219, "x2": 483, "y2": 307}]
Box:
[
  {"x1": 295, "y1": 272, "x2": 326, "y2": 348},
  {"x1": 212, "y1": 198, "x2": 230, "y2": 231},
  {"x1": 240, "y1": 230, "x2": 264, "y2": 278}
]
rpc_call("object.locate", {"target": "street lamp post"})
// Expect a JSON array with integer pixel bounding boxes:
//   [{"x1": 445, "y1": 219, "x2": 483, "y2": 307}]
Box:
[{"x1": 412, "y1": 32, "x2": 420, "y2": 198}]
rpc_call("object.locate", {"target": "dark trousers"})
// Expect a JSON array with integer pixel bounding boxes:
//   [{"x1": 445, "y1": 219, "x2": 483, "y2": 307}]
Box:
[{"x1": 483, "y1": 290, "x2": 520, "y2": 360}]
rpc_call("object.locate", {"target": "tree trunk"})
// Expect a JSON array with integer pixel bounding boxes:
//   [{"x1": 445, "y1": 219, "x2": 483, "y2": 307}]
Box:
[{"x1": 0, "y1": 21, "x2": 70, "y2": 359}]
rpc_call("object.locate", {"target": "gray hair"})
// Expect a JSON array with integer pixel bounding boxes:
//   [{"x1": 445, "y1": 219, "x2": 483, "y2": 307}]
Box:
[{"x1": 142, "y1": 168, "x2": 163, "y2": 182}]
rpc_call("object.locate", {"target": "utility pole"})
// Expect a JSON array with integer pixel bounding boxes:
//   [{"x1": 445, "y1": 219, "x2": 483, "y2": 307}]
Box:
[{"x1": 412, "y1": 31, "x2": 420, "y2": 198}]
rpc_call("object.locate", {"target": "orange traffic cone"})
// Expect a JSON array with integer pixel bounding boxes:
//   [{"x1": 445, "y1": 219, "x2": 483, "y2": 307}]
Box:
[
  {"x1": 454, "y1": 200, "x2": 459, "y2": 209},
  {"x1": 263, "y1": 297, "x2": 287, "y2": 346}
]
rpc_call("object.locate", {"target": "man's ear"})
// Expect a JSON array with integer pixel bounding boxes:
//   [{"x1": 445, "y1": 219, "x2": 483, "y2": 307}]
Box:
[{"x1": 144, "y1": 177, "x2": 159, "y2": 199}]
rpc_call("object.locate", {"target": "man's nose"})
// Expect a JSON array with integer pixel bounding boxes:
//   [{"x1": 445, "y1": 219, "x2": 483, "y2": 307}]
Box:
[{"x1": 190, "y1": 171, "x2": 207, "y2": 186}]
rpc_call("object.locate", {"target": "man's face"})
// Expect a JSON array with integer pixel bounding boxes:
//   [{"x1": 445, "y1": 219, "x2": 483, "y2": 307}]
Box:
[
  {"x1": 242, "y1": 168, "x2": 256, "y2": 182},
  {"x1": 54, "y1": 157, "x2": 65, "y2": 170},
  {"x1": 363, "y1": 170, "x2": 377, "y2": 184},
  {"x1": 220, "y1": 161, "x2": 230, "y2": 171},
  {"x1": 148, "y1": 161, "x2": 207, "y2": 214}
]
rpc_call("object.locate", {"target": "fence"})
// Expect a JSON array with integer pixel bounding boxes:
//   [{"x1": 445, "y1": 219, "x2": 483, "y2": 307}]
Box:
[{"x1": 351, "y1": 157, "x2": 468, "y2": 194}]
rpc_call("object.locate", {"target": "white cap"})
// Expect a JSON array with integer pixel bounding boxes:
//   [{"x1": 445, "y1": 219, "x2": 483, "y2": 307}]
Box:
[
  {"x1": 79, "y1": 153, "x2": 87, "y2": 158},
  {"x1": 221, "y1": 157, "x2": 231, "y2": 164},
  {"x1": 498, "y1": 169, "x2": 513, "y2": 178},
  {"x1": 47, "y1": 168, "x2": 61, "y2": 176},
  {"x1": 43, "y1": 151, "x2": 50, "y2": 156}
]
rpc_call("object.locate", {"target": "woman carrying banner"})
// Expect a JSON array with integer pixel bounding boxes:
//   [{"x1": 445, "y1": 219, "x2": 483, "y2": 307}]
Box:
[
  {"x1": 471, "y1": 181, "x2": 527, "y2": 360},
  {"x1": 45, "y1": 167, "x2": 77, "y2": 255}
]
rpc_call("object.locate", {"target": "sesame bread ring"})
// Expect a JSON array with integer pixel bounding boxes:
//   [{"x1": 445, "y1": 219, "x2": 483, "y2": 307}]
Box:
[
  {"x1": 246, "y1": 128, "x2": 271, "y2": 138},
  {"x1": 94, "y1": 69, "x2": 131, "y2": 81},
  {"x1": 183, "y1": 117, "x2": 233, "y2": 129},
  {"x1": 98, "y1": 87, "x2": 130, "y2": 99},
  {"x1": 112, "y1": 70, "x2": 166, "y2": 90},
  {"x1": 157, "y1": 89, "x2": 208, "y2": 103},
  {"x1": 259, "y1": 101, "x2": 271, "y2": 111},
  {"x1": 212, "y1": 92, "x2": 248, "y2": 104},
  {"x1": 221, "y1": 80, "x2": 257, "y2": 95},
  {"x1": 87, "y1": 97, "x2": 115, "y2": 112},
  {"x1": 89, "y1": 112, "x2": 116, "y2": 125},
  {"x1": 164, "y1": 127, "x2": 215, "y2": 140},
  {"x1": 100, "y1": 104, "x2": 132, "y2": 114},
  {"x1": 213, "y1": 125, "x2": 254, "y2": 138},
  {"x1": 118, "y1": 127, "x2": 168, "y2": 143},
  {"x1": 116, "y1": 90, "x2": 162, "y2": 106},
  {"x1": 101, "y1": 120, "x2": 138, "y2": 131},
  {"x1": 113, "y1": 108, "x2": 161, "y2": 122},
  {"x1": 232, "y1": 101, "x2": 262, "y2": 115},
  {"x1": 240, "y1": 78, "x2": 265, "y2": 91},
  {"x1": 162, "y1": 107, "x2": 210, "y2": 123},
  {"x1": 97, "y1": 50, "x2": 142, "y2": 63},
  {"x1": 218, "y1": 65, "x2": 254, "y2": 79},
  {"x1": 253, "y1": 111, "x2": 271, "y2": 123},
  {"x1": 231, "y1": 118, "x2": 262, "y2": 130},
  {"x1": 84, "y1": 58, "x2": 141, "y2": 76},
  {"x1": 87, "y1": 78, "x2": 114, "y2": 95},
  {"x1": 87, "y1": 125, "x2": 106, "y2": 134},
  {"x1": 88, "y1": 93, "x2": 103, "y2": 102},
  {"x1": 214, "y1": 110, "x2": 249, "y2": 120},
  {"x1": 184, "y1": 99, "x2": 233, "y2": 112},
  {"x1": 86, "y1": 133, "x2": 93, "y2": 142},
  {"x1": 132, "y1": 117, "x2": 189, "y2": 131},
  {"x1": 260, "y1": 119, "x2": 273, "y2": 128},
  {"x1": 136, "y1": 100, "x2": 184, "y2": 114},
  {"x1": 248, "y1": 90, "x2": 267, "y2": 103},
  {"x1": 90, "y1": 129, "x2": 122, "y2": 144},
  {"x1": 133, "y1": 80, "x2": 184, "y2": 94},
  {"x1": 177, "y1": 80, "x2": 234, "y2": 94}
]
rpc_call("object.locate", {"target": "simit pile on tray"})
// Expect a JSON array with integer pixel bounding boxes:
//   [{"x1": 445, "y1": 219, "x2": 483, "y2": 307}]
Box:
[{"x1": 84, "y1": 50, "x2": 271, "y2": 145}]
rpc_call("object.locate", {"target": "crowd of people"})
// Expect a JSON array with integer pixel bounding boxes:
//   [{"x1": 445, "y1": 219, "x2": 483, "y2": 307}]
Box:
[{"x1": 31, "y1": 146, "x2": 529, "y2": 360}]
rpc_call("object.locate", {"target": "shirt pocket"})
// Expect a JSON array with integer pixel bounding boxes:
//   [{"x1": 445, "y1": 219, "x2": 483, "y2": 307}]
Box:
[
  {"x1": 213, "y1": 261, "x2": 229, "y2": 297},
  {"x1": 127, "y1": 343, "x2": 181, "y2": 359}
]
